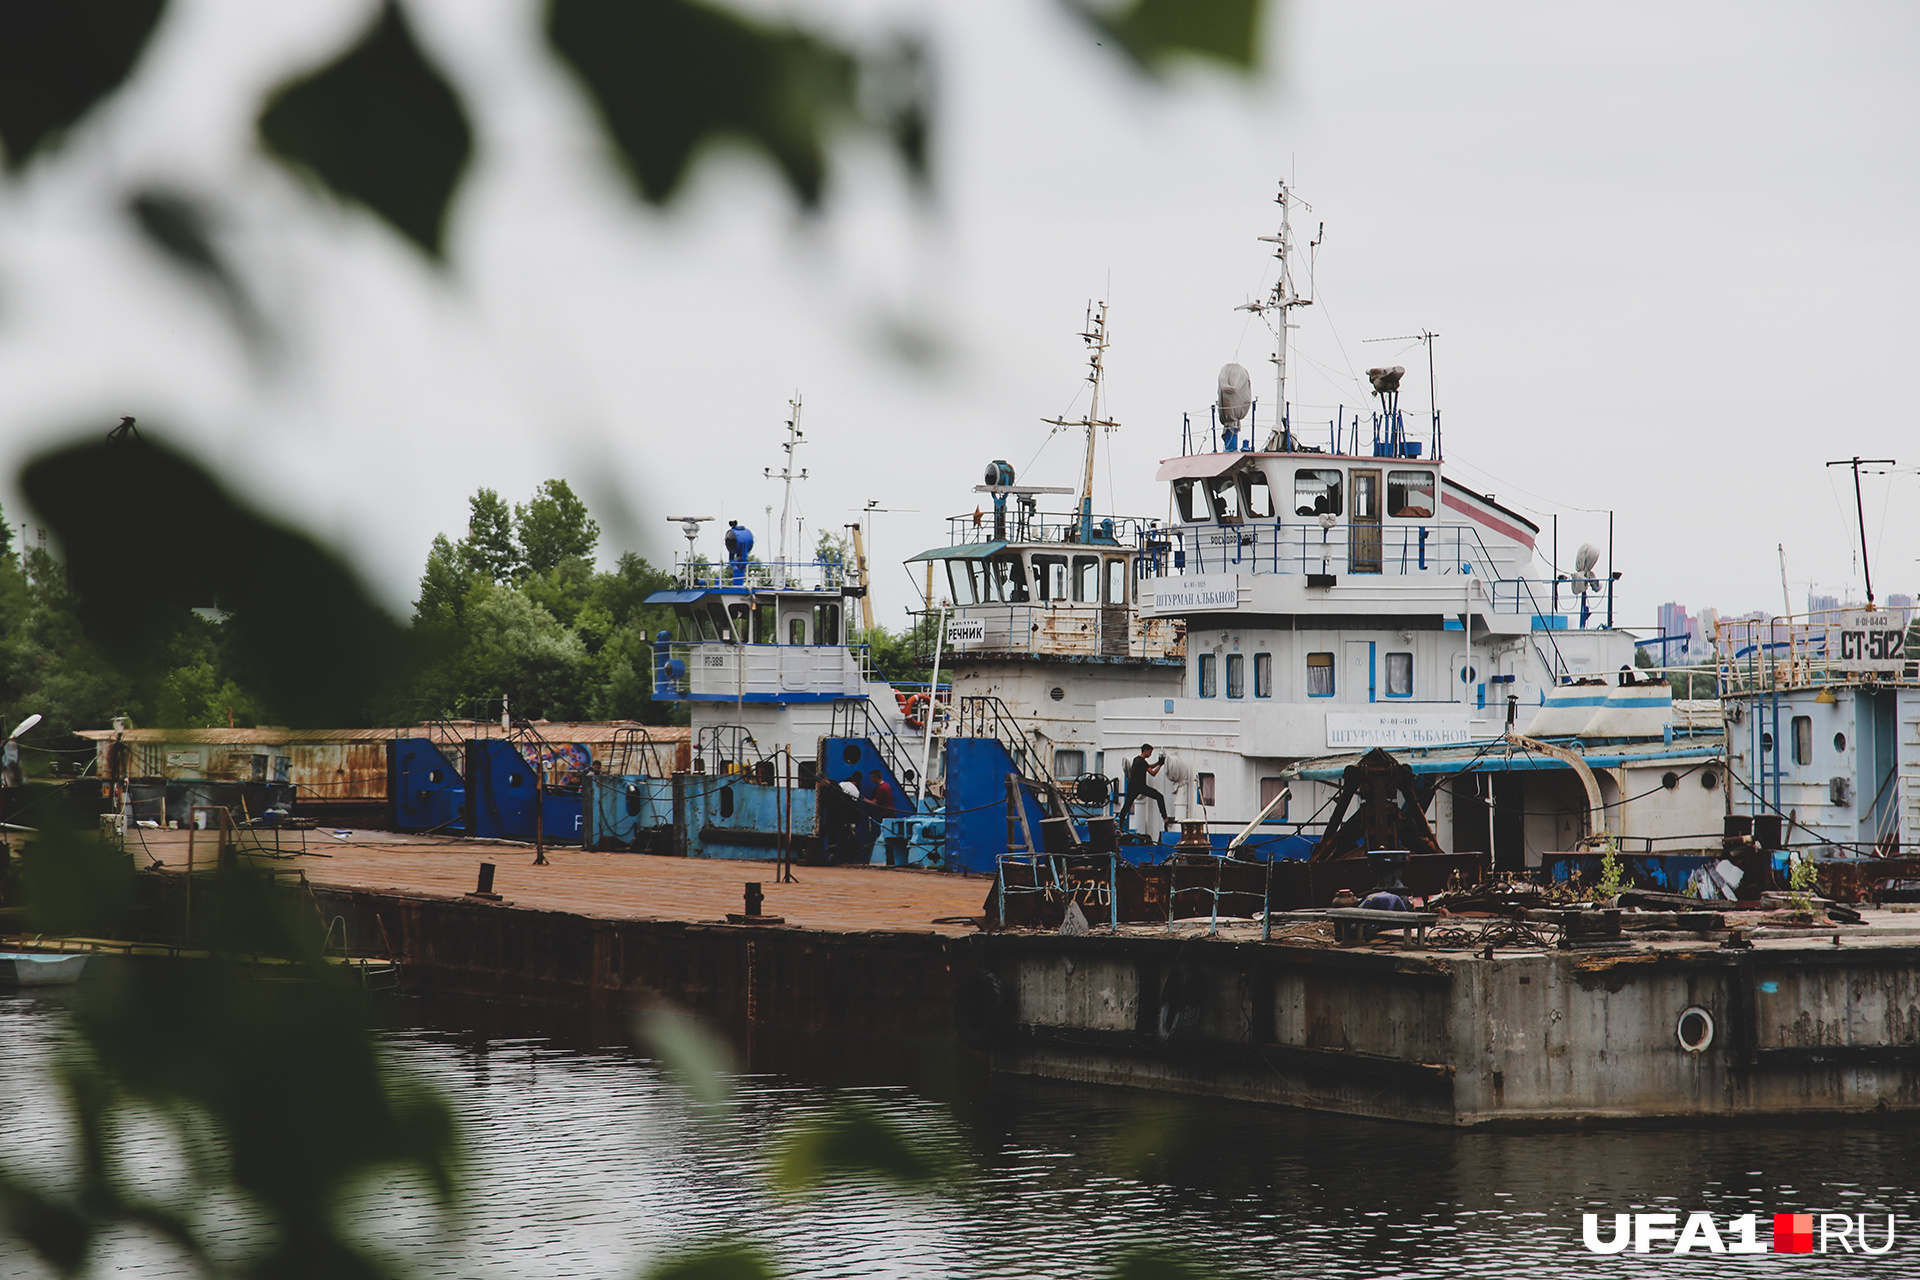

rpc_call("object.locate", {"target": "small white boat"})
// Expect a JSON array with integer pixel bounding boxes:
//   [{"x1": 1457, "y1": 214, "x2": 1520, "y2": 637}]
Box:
[{"x1": 1, "y1": 952, "x2": 89, "y2": 986}]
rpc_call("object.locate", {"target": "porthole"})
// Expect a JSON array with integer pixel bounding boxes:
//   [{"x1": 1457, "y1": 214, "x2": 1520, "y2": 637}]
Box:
[
  {"x1": 1761, "y1": 732, "x2": 1774, "y2": 752},
  {"x1": 1050, "y1": 686, "x2": 1065, "y2": 702},
  {"x1": 1661, "y1": 771, "x2": 1679, "y2": 791},
  {"x1": 1834, "y1": 732, "x2": 1848, "y2": 752},
  {"x1": 428, "y1": 769, "x2": 444, "y2": 784},
  {"x1": 719, "y1": 785, "x2": 734, "y2": 819},
  {"x1": 1460, "y1": 666, "x2": 1477, "y2": 684},
  {"x1": 508, "y1": 773, "x2": 525, "y2": 789},
  {"x1": 1701, "y1": 770, "x2": 1719, "y2": 790},
  {"x1": 842, "y1": 744, "x2": 863, "y2": 766},
  {"x1": 1676, "y1": 1005, "x2": 1715, "y2": 1054}
]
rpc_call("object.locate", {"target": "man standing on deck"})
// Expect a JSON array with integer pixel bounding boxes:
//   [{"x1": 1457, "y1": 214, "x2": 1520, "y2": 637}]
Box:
[{"x1": 1118, "y1": 744, "x2": 1168, "y2": 832}]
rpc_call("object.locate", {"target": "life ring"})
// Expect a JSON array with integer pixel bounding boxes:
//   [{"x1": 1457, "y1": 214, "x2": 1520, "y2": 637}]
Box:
[{"x1": 904, "y1": 693, "x2": 931, "y2": 731}]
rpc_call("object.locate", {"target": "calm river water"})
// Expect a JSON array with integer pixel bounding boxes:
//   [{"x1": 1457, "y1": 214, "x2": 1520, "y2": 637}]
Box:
[{"x1": 4, "y1": 988, "x2": 1918, "y2": 1278}]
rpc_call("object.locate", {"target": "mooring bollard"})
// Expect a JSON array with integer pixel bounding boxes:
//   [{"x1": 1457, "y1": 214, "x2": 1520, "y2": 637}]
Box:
[
  {"x1": 466, "y1": 862, "x2": 503, "y2": 902},
  {"x1": 743, "y1": 882, "x2": 764, "y2": 917}
]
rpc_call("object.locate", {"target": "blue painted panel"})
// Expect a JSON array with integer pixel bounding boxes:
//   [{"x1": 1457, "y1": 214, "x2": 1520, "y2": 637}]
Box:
[
  {"x1": 466, "y1": 739, "x2": 583, "y2": 842},
  {"x1": 584, "y1": 775, "x2": 674, "y2": 850},
  {"x1": 944, "y1": 738, "x2": 1050, "y2": 874},
  {"x1": 1544, "y1": 854, "x2": 1712, "y2": 893},
  {"x1": 391, "y1": 737, "x2": 464, "y2": 833},
  {"x1": 680, "y1": 772, "x2": 817, "y2": 860}
]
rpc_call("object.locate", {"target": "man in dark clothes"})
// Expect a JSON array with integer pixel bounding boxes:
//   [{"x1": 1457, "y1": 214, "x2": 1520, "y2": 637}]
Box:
[
  {"x1": 868, "y1": 769, "x2": 900, "y2": 865},
  {"x1": 1118, "y1": 743, "x2": 1168, "y2": 830},
  {"x1": 868, "y1": 769, "x2": 897, "y2": 821},
  {"x1": 814, "y1": 773, "x2": 860, "y2": 863}
]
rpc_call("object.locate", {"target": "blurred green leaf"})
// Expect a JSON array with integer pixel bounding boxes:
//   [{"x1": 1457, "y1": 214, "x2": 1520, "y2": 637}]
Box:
[
  {"x1": 0, "y1": 1174, "x2": 93, "y2": 1277},
  {"x1": 547, "y1": 0, "x2": 857, "y2": 207},
  {"x1": 1106, "y1": 1246, "x2": 1240, "y2": 1280},
  {"x1": 638, "y1": 1241, "x2": 780, "y2": 1280},
  {"x1": 771, "y1": 1101, "x2": 940, "y2": 1192},
  {"x1": 0, "y1": 0, "x2": 168, "y2": 171},
  {"x1": 126, "y1": 186, "x2": 265, "y2": 345},
  {"x1": 633, "y1": 1006, "x2": 736, "y2": 1106},
  {"x1": 258, "y1": 1, "x2": 472, "y2": 258},
  {"x1": 1071, "y1": 0, "x2": 1265, "y2": 71},
  {"x1": 16, "y1": 803, "x2": 137, "y2": 937},
  {"x1": 20, "y1": 431, "x2": 416, "y2": 729}
]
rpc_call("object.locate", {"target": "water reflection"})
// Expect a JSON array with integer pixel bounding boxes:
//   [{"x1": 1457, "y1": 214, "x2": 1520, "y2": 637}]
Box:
[{"x1": 4, "y1": 990, "x2": 1918, "y2": 1278}]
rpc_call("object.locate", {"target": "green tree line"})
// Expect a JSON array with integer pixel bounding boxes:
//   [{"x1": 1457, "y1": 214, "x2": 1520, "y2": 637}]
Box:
[
  {"x1": 1, "y1": 478, "x2": 958, "y2": 769},
  {"x1": 410, "y1": 479, "x2": 683, "y2": 725}
]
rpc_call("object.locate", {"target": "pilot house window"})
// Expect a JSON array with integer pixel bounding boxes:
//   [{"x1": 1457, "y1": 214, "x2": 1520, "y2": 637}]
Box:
[
  {"x1": 1198, "y1": 654, "x2": 1217, "y2": 698},
  {"x1": 1294, "y1": 469, "x2": 1343, "y2": 517},
  {"x1": 1174, "y1": 479, "x2": 1201, "y2": 523},
  {"x1": 1072, "y1": 557, "x2": 1099, "y2": 603},
  {"x1": 1226, "y1": 653, "x2": 1245, "y2": 699},
  {"x1": 1207, "y1": 476, "x2": 1242, "y2": 521},
  {"x1": 1032, "y1": 555, "x2": 1067, "y2": 600},
  {"x1": 1388, "y1": 470, "x2": 1435, "y2": 518},
  {"x1": 1244, "y1": 472, "x2": 1273, "y2": 518}
]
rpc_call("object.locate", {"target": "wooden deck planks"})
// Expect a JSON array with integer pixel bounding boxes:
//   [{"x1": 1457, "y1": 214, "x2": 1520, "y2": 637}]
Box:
[{"x1": 128, "y1": 829, "x2": 991, "y2": 936}]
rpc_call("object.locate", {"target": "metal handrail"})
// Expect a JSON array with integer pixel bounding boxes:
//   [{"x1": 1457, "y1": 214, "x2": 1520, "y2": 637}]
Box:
[{"x1": 953, "y1": 695, "x2": 1053, "y2": 786}]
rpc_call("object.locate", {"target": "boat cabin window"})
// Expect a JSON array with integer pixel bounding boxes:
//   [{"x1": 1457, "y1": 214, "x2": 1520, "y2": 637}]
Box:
[
  {"x1": 1386, "y1": 652, "x2": 1413, "y2": 697},
  {"x1": 1054, "y1": 749, "x2": 1085, "y2": 777},
  {"x1": 946, "y1": 556, "x2": 1025, "y2": 604},
  {"x1": 813, "y1": 602, "x2": 840, "y2": 646},
  {"x1": 1104, "y1": 557, "x2": 1127, "y2": 605},
  {"x1": 1259, "y1": 776, "x2": 1288, "y2": 821},
  {"x1": 788, "y1": 615, "x2": 807, "y2": 645},
  {"x1": 1173, "y1": 479, "x2": 1201, "y2": 523},
  {"x1": 1031, "y1": 554, "x2": 1068, "y2": 601},
  {"x1": 1207, "y1": 475, "x2": 1242, "y2": 522},
  {"x1": 1072, "y1": 556, "x2": 1098, "y2": 603},
  {"x1": 756, "y1": 602, "x2": 776, "y2": 643},
  {"x1": 1254, "y1": 652, "x2": 1272, "y2": 697},
  {"x1": 1792, "y1": 715, "x2": 1813, "y2": 765},
  {"x1": 680, "y1": 604, "x2": 719, "y2": 642},
  {"x1": 727, "y1": 602, "x2": 752, "y2": 642},
  {"x1": 1307, "y1": 651, "x2": 1335, "y2": 697},
  {"x1": 1294, "y1": 469, "x2": 1343, "y2": 517},
  {"x1": 1005, "y1": 555, "x2": 1032, "y2": 602},
  {"x1": 1243, "y1": 471, "x2": 1273, "y2": 519},
  {"x1": 1388, "y1": 469, "x2": 1435, "y2": 518},
  {"x1": 1351, "y1": 471, "x2": 1379, "y2": 521},
  {"x1": 1226, "y1": 653, "x2": 1245, "y2": 699},
  {"x1": 1197, "y1": 654, "x2": 1217, "y2": 697},
  {"x1": 946, "y1": 561, "x2": 976, "y2": 605}
]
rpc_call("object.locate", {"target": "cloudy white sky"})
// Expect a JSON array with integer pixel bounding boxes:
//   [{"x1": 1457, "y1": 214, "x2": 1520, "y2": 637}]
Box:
[{"x1": 1, "y1": 0, "x2": 1915, "y2": 630}]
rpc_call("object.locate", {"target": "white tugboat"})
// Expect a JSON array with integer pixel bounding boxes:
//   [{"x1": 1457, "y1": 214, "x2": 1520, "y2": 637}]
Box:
[
  {"x1": 904, "y1": 304, "x2": 1186, "y2": 793},
  {"x1": 1095, "y1": 182, "x2": 1726, "y2": 872}
]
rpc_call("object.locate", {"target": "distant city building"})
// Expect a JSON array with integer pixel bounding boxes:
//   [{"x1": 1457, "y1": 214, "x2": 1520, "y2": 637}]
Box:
[
  {"x1": 1807, "y1": 592, "x2": 1840, "y2": 615},
  {"x1": 1654, "y1": 601, "x2": 1695, "y2": 666},
  {"x1": 1886, "y1": 592, "x2": 1914, "y2": 628}
]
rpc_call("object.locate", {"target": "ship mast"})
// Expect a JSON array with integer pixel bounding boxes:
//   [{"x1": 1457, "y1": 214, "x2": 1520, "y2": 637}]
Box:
[
  {"x1": 763, "y1": 395, "x2": 807, "y2": 571},
  {"x1": 1043, "y1": 302, "x2": 1118, "y2": 543},
  {"x1": 1236, "y1": 180, "x2": 1319, "y2": 450}
]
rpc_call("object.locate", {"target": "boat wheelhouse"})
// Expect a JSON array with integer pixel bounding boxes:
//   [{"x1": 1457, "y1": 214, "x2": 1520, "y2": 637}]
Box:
[
  {"x1": 906, "y1": 305, "x2": 1185, "y2": 785},
  {"x1": 1093, "y1": 183, "x2": 1723, "y2": 872}
]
